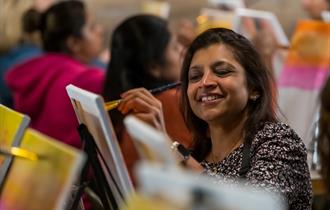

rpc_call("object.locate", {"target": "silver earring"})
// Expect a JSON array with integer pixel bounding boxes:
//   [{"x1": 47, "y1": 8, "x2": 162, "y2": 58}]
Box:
[{"x1": 251, "y1": 95, "x2": 258, "y2": 101}]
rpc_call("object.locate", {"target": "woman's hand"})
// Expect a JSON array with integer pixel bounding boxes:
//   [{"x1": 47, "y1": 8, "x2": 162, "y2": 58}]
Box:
[{"x1": 118, "y1": 88, "x2": 166, "y2": 132}]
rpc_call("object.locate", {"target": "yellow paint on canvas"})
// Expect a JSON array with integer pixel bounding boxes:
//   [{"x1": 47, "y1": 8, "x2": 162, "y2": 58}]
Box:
[
  {"x1": 0, "y1": 128, "x2": 85, "y2": 210},
  {"x1": 0, "y1": 105, "x2": 29, "y2": 164}
]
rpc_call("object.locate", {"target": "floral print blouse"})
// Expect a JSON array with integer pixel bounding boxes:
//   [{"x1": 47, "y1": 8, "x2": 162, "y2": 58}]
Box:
[{"x1": 201, "y1": 122, "x2": 312, "y2": 210}]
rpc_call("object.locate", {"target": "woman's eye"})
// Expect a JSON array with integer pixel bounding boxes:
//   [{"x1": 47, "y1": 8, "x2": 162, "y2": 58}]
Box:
[
  {"x1": 188, "y1": 73, "x2": 202, "y2": 82},
  {"x1": 215, "y1": 69, "x2": 231, "y2": 77}
]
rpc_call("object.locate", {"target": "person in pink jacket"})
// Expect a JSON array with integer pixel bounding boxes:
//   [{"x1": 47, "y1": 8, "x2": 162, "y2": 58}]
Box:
[{"x1": 5, "y1": 0, "x2": 105, "y2": 148}]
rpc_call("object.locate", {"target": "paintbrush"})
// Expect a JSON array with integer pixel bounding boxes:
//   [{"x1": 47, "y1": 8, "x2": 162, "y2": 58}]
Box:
[{"x1": 104, "y1": 82, "x2": 181, "y2": 111}]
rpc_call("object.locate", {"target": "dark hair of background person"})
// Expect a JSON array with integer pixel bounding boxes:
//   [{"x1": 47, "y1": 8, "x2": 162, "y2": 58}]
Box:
[
  {"x1": 180, "y1": 28, "x2": 278, "y2": 161},
  {"x1": 102, "y1": 14, "x2": 173, "y2": 138},
  {"x1": 39, "y1": 0, "x2": 85, "y2": 53},
  {"x1": 22, "y1": 8, "x2": 41, "y2": 34},
  {"x1": 319, "y1": 77, "x2": 330, "y2": 197}
]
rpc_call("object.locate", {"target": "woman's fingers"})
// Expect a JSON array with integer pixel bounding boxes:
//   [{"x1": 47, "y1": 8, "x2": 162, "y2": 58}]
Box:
[
  {"x1": 117, "y1": 88, "x2": 165, "y2": 131},
  {"x1": 118, "y1": 88, "x2": 161, "y2": 114},
  {"x1": 119, "y1": 96, "x2": 161, "y2": 115}
]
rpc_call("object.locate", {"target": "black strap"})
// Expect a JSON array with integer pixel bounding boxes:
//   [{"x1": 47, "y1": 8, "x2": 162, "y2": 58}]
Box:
[
  {"x1": 177, "y1": 143, "x2": 191, "y2": 160},
  {"x1": 69, "y1": 159, "x2": 89, "y2": 210},
  {"x1": 238, "y1": 138, "x2": 252, "y2": 178},
  {"x1": 74, "y1": 124, "x2": 120, "y2": 210}
]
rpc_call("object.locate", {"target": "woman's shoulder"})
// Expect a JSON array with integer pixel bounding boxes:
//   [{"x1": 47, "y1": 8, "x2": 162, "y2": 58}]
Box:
[
  {"x1": 252, "y1": 122, "x2": 306, "y2": 152},
  {"x1": 249, "y1": 122, "x2": 312, "y2": 209},
  {"x1": 256, "y1": 121, "x2": 300, "y2": 140}
]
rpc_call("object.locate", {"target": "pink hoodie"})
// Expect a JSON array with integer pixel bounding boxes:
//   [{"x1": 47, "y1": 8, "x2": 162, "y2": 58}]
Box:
[{"x1": 6, "y1": 53, "x2": 105, "y2": 148}]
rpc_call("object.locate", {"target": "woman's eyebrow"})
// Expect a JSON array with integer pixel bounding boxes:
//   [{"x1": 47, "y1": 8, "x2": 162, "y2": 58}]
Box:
[
  {"x1": 189, "y1": 64, "x2": 202, "y2": 71},
  {"x1": 210, "y1": 61, "x2": 235, "y2": 69}
]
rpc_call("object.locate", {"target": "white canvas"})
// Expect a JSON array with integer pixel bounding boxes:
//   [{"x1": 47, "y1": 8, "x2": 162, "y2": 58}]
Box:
[
  {"x1": 123, "y1": 115, "x2": 178, "y2": 166},
  {"x1": 233, "y1": 8, "x2": 289, "y2": 47},
  {"x1": 136, "y1": 162, "x2": 286, "y2": 210},
  {"x1": 66, "y1": 84, "x2": 134, "y2": 204}
]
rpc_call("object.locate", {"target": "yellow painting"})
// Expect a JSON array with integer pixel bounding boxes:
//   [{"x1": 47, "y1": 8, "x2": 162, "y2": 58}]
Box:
[
  {"x1": 0, "y1": 128, "x2": 86, "y2": 210},
  {"x1": 0, "y1": 104, "x2": 29, "y2": 165}
]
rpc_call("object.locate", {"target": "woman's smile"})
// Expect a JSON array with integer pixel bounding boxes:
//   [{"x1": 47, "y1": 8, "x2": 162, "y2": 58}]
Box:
[{"x1": 197, "y1": 92, "x2": 224, "y2": 105}]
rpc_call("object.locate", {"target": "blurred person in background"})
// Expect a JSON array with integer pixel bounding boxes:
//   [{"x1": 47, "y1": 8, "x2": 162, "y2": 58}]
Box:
[
  {"x1": 103, "y1": 14, "x2": 183, "y2": 102},
  {"x1": 5, "y1": 0, "x2": 104, "y2": 149},
  {"x1": 277, "y1": 0, "x2": 330, "y2": 148},
  {"x1": 102, "y1": 14, "x2": 192, "y2": 181},
  {"x1": 174, "y1": 18, "x2": 198, "y2": 54}
]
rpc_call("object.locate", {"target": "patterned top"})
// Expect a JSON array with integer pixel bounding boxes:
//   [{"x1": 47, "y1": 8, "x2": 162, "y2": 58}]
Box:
[{"x1": 201, "y1": 122, "x2": 312, "y2": 210}]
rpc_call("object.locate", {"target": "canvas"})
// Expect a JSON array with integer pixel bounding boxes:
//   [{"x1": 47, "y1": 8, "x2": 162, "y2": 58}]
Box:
[
  {"x1": 66, "y1": 84, "x2": 134, "y2": 205},
  {"x1": 0, "y1": 128, "x2": 86, "y2": 210},
  {"x1": 131, "y1": 162, "x2": 286, "y2": 210},
  {"x1": 123, "y1": 115, "x2": 178, "y2": 166},
  {"x1": 233, "y1": 8, "x2": 289, "y2": 47},
  {"x1": 0, "y1": 104, "x2": 30, "y2": 189}
]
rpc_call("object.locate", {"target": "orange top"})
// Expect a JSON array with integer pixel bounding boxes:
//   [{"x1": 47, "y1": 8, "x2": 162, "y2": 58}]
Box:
[{"x1": 119, "y1": 87, "x2": 193, "y2": 184}]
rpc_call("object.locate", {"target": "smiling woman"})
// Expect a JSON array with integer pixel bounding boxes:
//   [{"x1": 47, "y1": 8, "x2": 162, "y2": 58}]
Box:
[
  {"x1": 179, "y1": 28, "x2": 312, "y2": 210},
  {"x1": 180, "y1": 28, "x2": 274, "y2": 162},
  {"x1": 186, "y1": 44, "x2": 250, "y2": 125},
  {"x1": 118, "y1": 28, "x2": 312, "y2": 210}
]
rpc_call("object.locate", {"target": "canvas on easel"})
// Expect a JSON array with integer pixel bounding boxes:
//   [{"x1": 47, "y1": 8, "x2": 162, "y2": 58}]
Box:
[
  {"x1": 232, "y1": 8, "x2": 289, "y2": 47},
  {"x1": 126, "y1": 162, "x2": 286, "y2": 210},
  {"x1": 0, "y1": 128, "x2": 86, "y2": 210},
  {"x1": 66, "y1": 84, "x2": 134, "y2": 205},
  {"x1": 0, "y1": 104, "x2": 30, "y2": 190},
  {"x1": 123, "y1": 115, "x2": 178, "y2": 166}
]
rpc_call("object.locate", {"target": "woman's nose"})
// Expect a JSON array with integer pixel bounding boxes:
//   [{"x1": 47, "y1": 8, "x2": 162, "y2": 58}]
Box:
[
  {"x1": 200, "y1": 70, "x2": 216, "y2": 87},
  {"x1": 199, "y1": 71, "x2": 216, "y2": 88}
]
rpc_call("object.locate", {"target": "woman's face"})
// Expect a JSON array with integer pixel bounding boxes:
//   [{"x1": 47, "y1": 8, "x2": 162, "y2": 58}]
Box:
[
  {"x1": 74, "y1": 13, "x2": 104, "y2": 63},
  {"x1": 160, "y1": 32, "x2": 184, "y2": 82},
  {"x1": 187, "y1": 43, "x2": 250, "y2": 124}
]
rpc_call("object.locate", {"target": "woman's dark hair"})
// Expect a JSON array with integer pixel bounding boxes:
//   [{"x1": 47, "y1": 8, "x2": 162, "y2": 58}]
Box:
[
  {"x1": 319, "y1": 77, "x2": 330, "y2": 196},
  {"x1": 102, "y1": 14, "x2": 172, "y2": 138},
  {"x1": 39, "y1": 0, "x2": 86, "y2": 53},
  {"x1": 180, "y1": 28, "x2": 278, "y2": 161}
]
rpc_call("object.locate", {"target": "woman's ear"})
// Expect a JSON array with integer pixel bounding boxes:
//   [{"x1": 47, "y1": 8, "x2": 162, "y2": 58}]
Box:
[
  {"x1": 149, "y1": 64, "x2": 162, "y2": 78},
  {"x1": 66, "y1": 36, "x2": 81, "y2": 55},
  {"x1": 249, "y1": 90, "x2": 260, "y2": 101}
]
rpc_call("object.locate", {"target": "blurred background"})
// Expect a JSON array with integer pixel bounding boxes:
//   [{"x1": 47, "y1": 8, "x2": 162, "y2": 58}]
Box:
[
  {"x1": 0, "y1": 0, "x2": 312, "y2": 57},
  {"x1": 86, "y1": 0, "x2": 308, "y2": 43}
]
